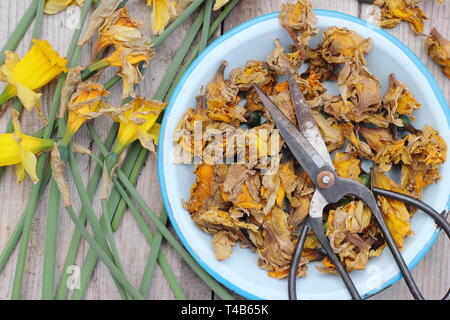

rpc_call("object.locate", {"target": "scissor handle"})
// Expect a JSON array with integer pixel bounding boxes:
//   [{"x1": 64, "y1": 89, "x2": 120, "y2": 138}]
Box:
[
  {"x1": 326, "y1": 177, "x2": 426, "y2": 299},
  {"x1": 288, "y1": 217, "x2": 362, "y2": 300},
  {"x1": 373, "y1": 187, "x2": 450, "y2": 300}
]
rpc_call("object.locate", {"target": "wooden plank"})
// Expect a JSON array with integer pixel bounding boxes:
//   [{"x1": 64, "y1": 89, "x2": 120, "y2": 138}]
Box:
[{"x1": 360, "y1": 0, "x2": 450, "y2": 300}]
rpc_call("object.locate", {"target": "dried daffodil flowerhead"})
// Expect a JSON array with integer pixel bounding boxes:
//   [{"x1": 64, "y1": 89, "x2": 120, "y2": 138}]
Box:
[
  {"x1": 62, "y1": 82, "x2": 109, "y2": 146},
  {"x1": 279, "y1": 0, "x2": 318, "y2": 56},
  {"x1": 374, "y1": 0, "x2": 427, "y2": 35},
  {"x1": 109, "y1": 96, "x2": 166, "y2": 155},
  {"x1": 0, "y1": 40, "x2": 68, "y2": 113},
  {"x1": 425, "y1": 28, "x2": 450, "y2": 78},
  {"x1": 0, "y1": 110, "x2": 54, "y2": 183},
  {"x1": 103, "y1": 45, "x2": 155, "y2": 98},
  {"x1": 95, "y1": 7, "x2": 149, "y2": 55},
  {"x1": 321, "y1": 27, "x2": 372, "y2": 65},
  {"x1": 147, "y1": 0, "x2": 177, "y2": 36},
  {"x1": 44, "y1": 0, "x2": 85, "y2": 15},
  {"x1": 213, "y1": 0, "x2": 230, "y2": 10}
]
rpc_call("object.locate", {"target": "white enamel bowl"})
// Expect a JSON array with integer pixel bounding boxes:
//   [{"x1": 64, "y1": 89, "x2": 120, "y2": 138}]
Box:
[{"x1": 158, "y1": 10, "x2": 450, "y2": 300}]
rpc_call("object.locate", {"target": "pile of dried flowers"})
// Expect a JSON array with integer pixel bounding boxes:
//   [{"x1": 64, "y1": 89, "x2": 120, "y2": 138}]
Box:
[{"x1": 175, "y1": 0, "x2": 447, "y2": 279}]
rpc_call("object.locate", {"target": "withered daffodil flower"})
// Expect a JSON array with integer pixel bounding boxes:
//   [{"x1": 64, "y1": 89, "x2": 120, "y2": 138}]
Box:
[
  {"x1": 95, "y1": 7, "x2": 149, "y2": 55},
  {"x1": 0, "y1": 40, "x2": 68, "y2": 114},
  {"x1": 0, "y1": 110, "x2": 54, "y2": 183},
  {"x1": 109, "y1": 96, "x2": 166, "y2": 155},
  {"x1": 374, "y1": 0, "x2": 427, "y2": 35},
  {"x1": 44, "y1": 0, "x2": 85, "y2": 15},
  {"x1": 279, "y1": 0, "x2": 318, "y2": 57},
  {"x1": 62, "y1": 81, "x2": 109, "y2": 146},
  {"x1": 103, "y1": 45, "x2": 155, "y2": 98}
]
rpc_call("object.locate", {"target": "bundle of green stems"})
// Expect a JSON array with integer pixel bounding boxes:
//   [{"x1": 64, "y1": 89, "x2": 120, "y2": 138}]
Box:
[{"x1": 0, "y1": 0, "x2": 241, "y2": 300}]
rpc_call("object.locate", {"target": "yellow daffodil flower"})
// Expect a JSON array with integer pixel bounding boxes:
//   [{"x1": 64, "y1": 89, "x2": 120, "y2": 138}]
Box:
[
  {"x1": 0, "y1": 40, "x2": 68, "y2": 113},
  {"x1": 0, "y1": 110, "x2": 54, "y2": 183},
  {"x1": 95, "y1": 7, "x2": 148, "y2": 55},
  {"x1": 102, "y1": 45, "x2": 155, "y2": 98},
  {"x1": 108, "y1": 96, "x2": 166, "y2": 154},
  {"x1": 62, "y1": 81, "x2": 109, "y2": 146},
  {"x1": 44, "y1": 0, "x2": 85, "y2": 15}
]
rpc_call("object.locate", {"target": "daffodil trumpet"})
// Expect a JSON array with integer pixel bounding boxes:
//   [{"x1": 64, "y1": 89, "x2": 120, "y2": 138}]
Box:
[
  {"x1": 0, "y1": 39, "x2": 68, "y2": 113},
  {"x1": 0, "y1": 110, "x2": 54, "y2": 183},
  {"x1": 61, "y1": 81, "x2": 109, "y2": 147}
]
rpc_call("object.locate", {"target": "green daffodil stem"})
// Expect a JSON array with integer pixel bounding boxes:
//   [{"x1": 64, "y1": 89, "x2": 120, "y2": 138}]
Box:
[
  {"x1": 0, "y1": 0, "x2": 39, "y2": 64},
  {"x1": 32, "y1": 0, "x2": 45, "y2": 40},
  {"x1": 57, "y1": 0, "x2": 201, "y2": 298},
  {"x1": 0, "y1": 0, "x2": 46, "y2": 179},
  {"x1": 116, "y1": 170, "x2": 234, "y2": 300},
  {"x1": 199, "y1": 0, "x2": 213, "y2": 52},
  {"x1": 82, "y1": 151, "x2": 186, "y2": 299},
  {"x1": 139, "y1": 208, "x2": 167, "y2": 296},
  {"x1": 87, "y1": 151, "x2": 186, "y2": 300},
  {"x1": 87, "y1": 125, "x2": 233, "y2": 300},
  {"x1": 72, "y1": 9, "x2": 209, "y2": 299},
  {"x1": 79, "y1": 59, "x2": 110, "y2": 81},
  {"x1": 64, "y1": 205, "x2": 144, "y2": 300},
  {"x1": 68, "y1": 150, "x2": 131, "y2": 300},
  {"x1": 9, "y1": 0, "x2": 93, "y2": 300}
]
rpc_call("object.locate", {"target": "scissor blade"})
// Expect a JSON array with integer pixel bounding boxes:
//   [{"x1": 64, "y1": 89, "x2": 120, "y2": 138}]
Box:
[
  {"x1": 253, "y1": 85, "x2": 334, "y2": 186},
  {"x1": 287, "y1": 70, "x2": 333, "y2": 167},
  {"x1": 309, "y1": 190, "x2": 329, "y2": 219}
]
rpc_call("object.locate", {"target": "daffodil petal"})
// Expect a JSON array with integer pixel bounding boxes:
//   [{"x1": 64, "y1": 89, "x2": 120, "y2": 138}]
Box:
[
  {"x1": 213, "y1": 0, "x2": 230, "y2": 10},
  {"x1": 15, "y1": 81, "x2": 42, "y2": 111},
  {"x1": 0, "y1": 134, "x2": 22, "y2": 166},
  {"x1": 15, "y1": 162, "x2": 25, "y2": 184},
  {"x1": 19, "y1": 147, "x2": 39, "y2": 183},
  {"x1": 44, "y1": 0, "x2": 74, "y2": 14},
  {"x1": 138, "y1": 129, "x2": 156, "y2": 153},
  {"x1": 151, "y1": 0, "x2": 177, "y2": 35},
  {"x1": 148, "y1": 122, "x2": 161, "y2": 144},
  {"x1": 11, "y1": 109, "x2": 22, "y2": 136}
]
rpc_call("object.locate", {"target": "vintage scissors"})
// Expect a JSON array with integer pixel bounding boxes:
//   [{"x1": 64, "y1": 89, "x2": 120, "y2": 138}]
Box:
[{"x1": 253, "y1": 70, "x2": 450, "y2": 300}]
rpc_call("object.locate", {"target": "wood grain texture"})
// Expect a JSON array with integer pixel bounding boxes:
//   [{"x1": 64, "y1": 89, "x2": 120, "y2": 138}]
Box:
[{"x1": 0, "y1": 0, "x2": 448, "y2": 300}]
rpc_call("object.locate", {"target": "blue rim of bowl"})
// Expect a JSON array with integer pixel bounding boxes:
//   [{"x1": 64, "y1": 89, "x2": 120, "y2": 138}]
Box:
[{"x1": 158, "y1": 9, "x2": 450, "y2": 300}]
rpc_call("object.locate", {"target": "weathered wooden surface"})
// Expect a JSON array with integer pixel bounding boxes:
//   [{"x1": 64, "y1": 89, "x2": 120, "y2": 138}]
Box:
[{"x1": 0, "y1": 0, "x2": 448, "y2": 300}]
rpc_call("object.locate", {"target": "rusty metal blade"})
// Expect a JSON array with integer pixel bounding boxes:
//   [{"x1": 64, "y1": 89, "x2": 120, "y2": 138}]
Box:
[{"x1": 287, "y1": 70, "x2": 333, "y2": 167}]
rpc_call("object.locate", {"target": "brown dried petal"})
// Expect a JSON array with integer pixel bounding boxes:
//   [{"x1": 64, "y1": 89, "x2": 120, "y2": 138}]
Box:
[{"x1": 51, "y1": 146, "x2": 71, "y2": 207}]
